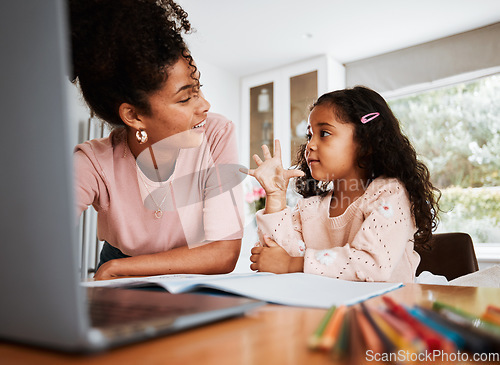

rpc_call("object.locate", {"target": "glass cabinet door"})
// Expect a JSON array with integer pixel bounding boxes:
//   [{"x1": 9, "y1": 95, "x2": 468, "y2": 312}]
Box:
[
  {"x1": 290, "y1": 71, "x2": 317, "y2": 165},
  {"x1": 249, "y1": 83, "x2": 274, "y2": 169}
]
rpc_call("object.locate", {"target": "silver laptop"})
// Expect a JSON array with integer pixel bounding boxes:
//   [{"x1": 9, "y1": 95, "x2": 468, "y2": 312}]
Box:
[{"x1": 0, "y1": 0, "x2": 261, "y2": 352}]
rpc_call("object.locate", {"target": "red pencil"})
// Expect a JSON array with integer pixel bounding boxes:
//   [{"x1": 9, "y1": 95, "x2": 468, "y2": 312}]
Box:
[
  {"x1": 486, "y1": 305, "x2": 500, "y2": 316},
  {"x1": 382, "y1": 296, "x2": 443, "y2": 351}
]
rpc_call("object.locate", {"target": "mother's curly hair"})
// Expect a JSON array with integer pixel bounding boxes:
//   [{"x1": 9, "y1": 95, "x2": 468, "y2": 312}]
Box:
[
  {"x1": 294, "y1": 86, "x2": 441, "y2": 250},
  {"x1": 68, "y1": 0, "x2": 195, "y2": 127}
]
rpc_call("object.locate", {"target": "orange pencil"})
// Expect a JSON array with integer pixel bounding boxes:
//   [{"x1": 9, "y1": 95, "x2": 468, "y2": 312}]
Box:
[
  {"x1": 481, "y1": 311, "x2": 500, "y2": 327},
  {"x1": 308, "y1": 306, "x2": 336, "y2": 350},
  {"x1": 331, "y1": 308, "x2": 352, "y2": 361},
  {"x1": 318, "y1": 305, "x2": 347, "y2": 351},
  {"x1": 354, "y1": 306, "x2": 385, "y2": 354}
]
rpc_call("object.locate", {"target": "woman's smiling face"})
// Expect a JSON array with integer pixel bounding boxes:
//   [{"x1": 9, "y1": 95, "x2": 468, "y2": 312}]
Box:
[
  {"x1": 138, "y1": 57, "x2": 211, "y2": 148},
  {"x1": 305, "y1": 104, "x2": 364, "y2": 183}
]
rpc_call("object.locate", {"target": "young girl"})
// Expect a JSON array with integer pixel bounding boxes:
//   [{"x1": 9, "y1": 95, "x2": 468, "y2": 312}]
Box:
[{"x1": 243, "y1": 86, "x2": 440, "y2": 283}]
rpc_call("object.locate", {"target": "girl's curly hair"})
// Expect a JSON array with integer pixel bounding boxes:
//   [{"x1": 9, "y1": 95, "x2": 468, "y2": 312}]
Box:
[
  {"x1": 68, "y1": 0, "x2": 196, "y2": 127},
  {"x1": 293, "y1": 86, "x2": 441, "y2": 250}
]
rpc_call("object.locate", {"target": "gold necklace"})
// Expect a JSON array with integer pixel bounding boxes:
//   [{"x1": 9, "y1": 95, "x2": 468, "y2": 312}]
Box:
[
  {"x1": 124, "y1": 131, "x2": 171, "y2": 219},
  {"x1": 136, "y1": 166, "x2": 170, "y2": 219}
]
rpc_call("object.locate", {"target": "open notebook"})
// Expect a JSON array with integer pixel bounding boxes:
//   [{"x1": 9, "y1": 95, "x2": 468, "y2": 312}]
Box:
[
  {"x1": 0, "y1": 1, "x2": 262, "y2": 352},
  {"x1": 84, "y1": 272, "x2": 403, "y2": 309}
]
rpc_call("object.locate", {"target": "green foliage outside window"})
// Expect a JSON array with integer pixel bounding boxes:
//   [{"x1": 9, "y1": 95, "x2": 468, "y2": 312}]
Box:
[
  {"x1": 439, "y1": 187, "x2": 500, "y2": 243},
  {"x1": 388, "y1": 74, "x2": 500, "y2": 244}
]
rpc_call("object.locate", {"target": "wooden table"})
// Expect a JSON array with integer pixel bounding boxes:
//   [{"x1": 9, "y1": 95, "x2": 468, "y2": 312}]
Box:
[{"x1": 1, "y1": 284, "x2": 499, "y2": 365}]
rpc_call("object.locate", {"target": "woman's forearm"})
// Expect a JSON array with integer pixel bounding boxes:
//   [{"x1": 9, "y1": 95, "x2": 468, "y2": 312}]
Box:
[{"x1": 95, "y1": 239, "x2": 241, "y2": 279}]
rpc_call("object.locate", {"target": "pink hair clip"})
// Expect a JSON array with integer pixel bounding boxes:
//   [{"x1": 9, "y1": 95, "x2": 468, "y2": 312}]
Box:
[{"x1": 361, "y1": 112, "x2": 380, "y2": 124}]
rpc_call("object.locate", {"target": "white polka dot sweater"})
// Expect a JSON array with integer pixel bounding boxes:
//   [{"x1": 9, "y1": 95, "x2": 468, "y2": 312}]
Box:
[{"x1": 255, "y1": 177, "x2": 420, "y2": 283}]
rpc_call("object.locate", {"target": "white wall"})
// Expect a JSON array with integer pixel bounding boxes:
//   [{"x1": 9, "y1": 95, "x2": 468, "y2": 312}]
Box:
[
  {"x1": 182, "y1": 55, "x2": 244, "y2": 161},
  {"x1": 193, "y1": 57, "x2": 242, "y2": 159},
  {"x1": 194, "y1": 57, "x2": 240, "y2": 124}
]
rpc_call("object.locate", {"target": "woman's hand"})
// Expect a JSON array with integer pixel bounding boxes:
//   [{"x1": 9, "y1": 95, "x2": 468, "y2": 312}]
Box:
[
  {"x1": 92, "y1": 239, "x2": 241, "y2": 280},
  {"x1": 240, "y1": 139, "x2": 304, "y2": 213},
  {"x1": 250, "y1": 235, "x2": 304, "y2": 274},
  {"x1": 93, "y1": 259, "x2": 121, "y2": 281}
]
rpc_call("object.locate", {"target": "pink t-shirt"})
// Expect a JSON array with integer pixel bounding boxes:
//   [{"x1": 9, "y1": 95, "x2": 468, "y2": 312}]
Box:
[
  {"x1": 256, "y1": 177, "x2": 420, "y2": 283},
  {"x1": 74, "y1": 113, "x2": 244, "y2": 256}
]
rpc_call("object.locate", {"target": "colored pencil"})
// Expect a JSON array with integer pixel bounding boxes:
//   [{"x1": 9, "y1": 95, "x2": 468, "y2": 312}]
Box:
[
  {"x1": 308, "y1": 306, "x2": 336, "y2": 350},
  {"x1": 309, "y1": 296, "x2": 500, "y2": 361},
  {"x1": 383, "y1": 296, "x2": 443, "y2": 351},
  {"x1": 374, "y1": 308, "x2": 427, "y2": 353},
  {"x1": 318, "y1": 305, "x2": 347, "y2": 351},
  {"x1": 354, "y1": 306, "x2": 386, "y2": 354},
  {"x1": 433, "y1": 301, "x2": 500, "y2": 337},
  {"x1": 360, "y1": 302, "x2": 397, "y2": 354},
  {"x1": 348, "y1": 306, "x2": 366, "y2": 361},
  {"x1": 407, "y1": 306, "x2": 460, "y2": 351},
  {"x1": 415, "y1": 305, "x2": 491, "y2": 353},
  {"x1": 481, "y1": 311, "x2": 500, "y2": 327},
  {"x1": 331, "y1": 308, "x2": 352, "y2": 361},
  {"x1": 437, "y1": 308, "x2": 500, "y2": 352},
  {"x1": 486, "y1": 305, "x2": 500, "y2": 315},
  {"x1": 371, "y1": 309, "x2": 419, "y2": 354}
]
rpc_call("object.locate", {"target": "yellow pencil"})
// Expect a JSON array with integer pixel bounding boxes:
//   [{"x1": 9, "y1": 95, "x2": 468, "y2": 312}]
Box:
[
  {"x1": 375, "y1": 308, "x2": 427, "y2": 353},
  {"x1": 371, "y1": 310, "x2": 418, "y2": 354}
]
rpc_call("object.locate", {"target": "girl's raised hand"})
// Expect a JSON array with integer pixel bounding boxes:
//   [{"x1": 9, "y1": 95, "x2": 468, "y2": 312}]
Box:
[{"x1": 241, "y1": 139, "x2": 304, "y2": 198}]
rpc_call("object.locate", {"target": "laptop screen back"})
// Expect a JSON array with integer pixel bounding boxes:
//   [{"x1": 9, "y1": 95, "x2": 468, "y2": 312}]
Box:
[{"x1": 0, "y1": 0, "x2": 89, "y2": 349}]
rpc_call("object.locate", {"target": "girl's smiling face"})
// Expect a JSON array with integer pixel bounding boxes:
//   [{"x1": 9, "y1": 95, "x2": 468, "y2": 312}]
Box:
[{"x1": 305, "y1": 104, "x2": 365, "y2": 183}]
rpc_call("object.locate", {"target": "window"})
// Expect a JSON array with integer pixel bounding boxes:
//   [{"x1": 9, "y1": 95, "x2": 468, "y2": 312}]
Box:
[{"x1": 388, "y1": 74, "x2": 500, "y2": 245}]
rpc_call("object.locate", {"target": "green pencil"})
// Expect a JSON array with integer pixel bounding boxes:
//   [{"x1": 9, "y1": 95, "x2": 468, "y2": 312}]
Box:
[
  {"x1": 308, "y1": 306, "x2": 336, "y2": 350},
  {"x1": 433, "y1": 301, "x2": 500, "y2": 337}
]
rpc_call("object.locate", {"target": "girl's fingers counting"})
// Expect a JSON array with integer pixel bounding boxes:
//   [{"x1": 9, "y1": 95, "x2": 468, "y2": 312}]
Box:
[
  {"x1": 253, "y1": 154, "x2": 264, "y2": 166},
  {"x1": 274, "y1": 139, "x2": 282, "y2": 159},
  {"x1": 261, "y1": 144, "x2": 272, "y2": 160},
  {"x1": 239, "y1": 167, "x2": 254, "y2": 176},
  {"x1": 284, "y1": 169, "x2": 305, "y2": 179}
]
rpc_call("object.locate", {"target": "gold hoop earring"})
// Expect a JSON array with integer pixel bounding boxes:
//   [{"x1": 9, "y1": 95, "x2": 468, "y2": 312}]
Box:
[{"x1": 136, "y1": 129, "x2": 148, "y2": 144}]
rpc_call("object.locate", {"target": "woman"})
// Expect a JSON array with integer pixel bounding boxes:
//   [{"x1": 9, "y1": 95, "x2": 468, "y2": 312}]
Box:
[{"x1": 70, "y1": 0, "x2": 244, "y2": 280}]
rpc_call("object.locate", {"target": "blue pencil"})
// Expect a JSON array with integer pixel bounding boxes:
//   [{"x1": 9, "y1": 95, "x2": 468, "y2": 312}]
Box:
[
  {"x1": 408, "y1": 306, "x2": 464, "y2": 349},
  {"x1": 415, "y1": 305, "x2": 490, "y2": 353}
]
